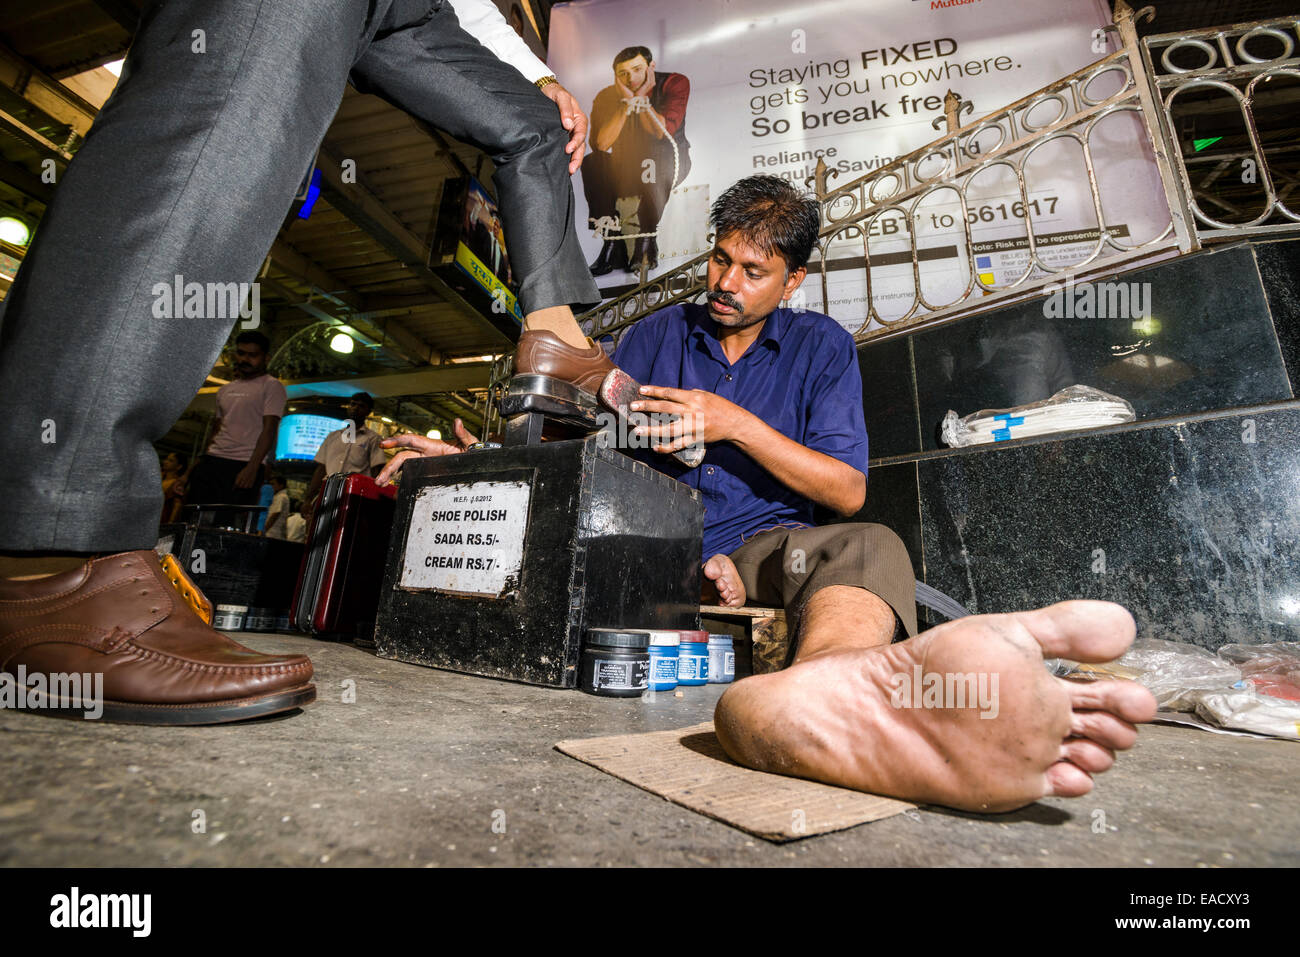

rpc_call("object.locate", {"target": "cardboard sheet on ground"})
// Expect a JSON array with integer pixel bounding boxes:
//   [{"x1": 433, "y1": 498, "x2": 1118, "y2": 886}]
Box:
[{"x1": 555, "y1": 721, "x2": 912, "y2": 842}]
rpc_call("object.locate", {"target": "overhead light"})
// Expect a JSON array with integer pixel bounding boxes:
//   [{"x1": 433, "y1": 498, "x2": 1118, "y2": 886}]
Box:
[
  {"x1": 379, "y1": 416, "x2": 394, "y2": 424},
  {"x1": 334, "y1": 323, "x2": 381, "y2": 348},
  {"x1": 104, "y1": 59, "x2": 124, "y2": 77},
  {"x1": 329, "y1": 332, "x2": 355, "y2": 354},
  {"x1": 0, "y1": 217, "x2": 31, "y2": 247},
  {"x1": 426, "y1": 429, "x2": 442, "y2": 440}
]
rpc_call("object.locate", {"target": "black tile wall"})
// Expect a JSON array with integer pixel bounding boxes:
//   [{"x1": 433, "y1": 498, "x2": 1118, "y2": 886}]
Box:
[
  {"x1": 858, "y1": 334, "x2": 921, "y2": 460},
  {"x1": 1254, "y1": 237, "x2": 1300, "y2": 395},
  {"x1": 917, "y1": 408, "x2": 1300, "y2": 649}
]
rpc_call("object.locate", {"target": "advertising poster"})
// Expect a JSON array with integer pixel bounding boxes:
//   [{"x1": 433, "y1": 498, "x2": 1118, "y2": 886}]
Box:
[{"x1": 549, "y1": 0, "x2": 1170, "y2": 333}]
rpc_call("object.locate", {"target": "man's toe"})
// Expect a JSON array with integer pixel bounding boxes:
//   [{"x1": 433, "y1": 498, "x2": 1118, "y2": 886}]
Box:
[
  {"x1": 1044, "y1": 759, "x2": 1095, "y2": 799},
  {"x1": 1060, "y1": 737, "x2": 1116, "y2": 774},
  {"x1": 1065, "y1": 676, "x2": 1158, "y2": 724},
  {"x1": 1068, "y1": 708, "x2": 1141, "y2": 750}
]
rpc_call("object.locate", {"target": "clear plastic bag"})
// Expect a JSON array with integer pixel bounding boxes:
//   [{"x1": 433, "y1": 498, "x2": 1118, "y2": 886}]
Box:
[
  {"x1": 1058, "y1": 638, "x2": 1300, "y2": 738},
  {"x1": 1109, "y1": 638, "x2": 1242, "y2": 711},
  {"x1": 940, "y1": 384, "x2": 1135, "y2": 448},
  {"x1": 1217, "y1": 642, "x2": 1300, "y2": 681},
  {"x1": 1217, "y1": 642, "x2": 1300, "y2": 702}
]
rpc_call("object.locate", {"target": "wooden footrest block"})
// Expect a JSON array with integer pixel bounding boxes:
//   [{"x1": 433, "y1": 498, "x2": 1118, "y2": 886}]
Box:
[{"x1": 699, "y1": 605, "x2": 789, "y2": 675}]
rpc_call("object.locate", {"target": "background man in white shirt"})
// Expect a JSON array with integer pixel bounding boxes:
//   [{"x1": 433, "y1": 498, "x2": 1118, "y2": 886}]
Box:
[
  {"x1": 285, "y1": 501, "x2": 309, "y2": 545},
  {"x1": 304, "y1": 393, "x2": 388, "y2": 509},
  {"x1": 264, "y1": 475, "x2": 291, "y2": 540}
]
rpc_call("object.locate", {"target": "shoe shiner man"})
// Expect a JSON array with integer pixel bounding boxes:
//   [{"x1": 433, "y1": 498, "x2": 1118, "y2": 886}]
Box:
[{"x1": 381, "y1": 175, "x2": 1158, "y2": 813}]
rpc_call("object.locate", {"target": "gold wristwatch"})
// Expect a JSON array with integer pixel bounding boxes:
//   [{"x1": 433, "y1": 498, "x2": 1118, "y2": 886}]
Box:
[{"x1": 535, "y1": 75, "x2": 558, "y2": 90}]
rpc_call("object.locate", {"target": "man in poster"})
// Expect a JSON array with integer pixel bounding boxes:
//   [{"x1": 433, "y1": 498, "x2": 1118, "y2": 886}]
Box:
[{"x1": 584, "y1": 46, "x2": 692, "y2": 276}]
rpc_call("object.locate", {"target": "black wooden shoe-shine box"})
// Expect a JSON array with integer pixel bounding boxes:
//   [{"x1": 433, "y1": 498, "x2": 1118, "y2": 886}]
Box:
[{"x1": 374, "y1": 436, "x2": 703, "y2": 688}]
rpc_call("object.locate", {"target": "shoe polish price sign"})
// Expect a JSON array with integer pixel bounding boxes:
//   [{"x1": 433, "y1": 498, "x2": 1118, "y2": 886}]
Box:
[{"x1": 399, "y1": 481, "x2": 531, "y2": 598}]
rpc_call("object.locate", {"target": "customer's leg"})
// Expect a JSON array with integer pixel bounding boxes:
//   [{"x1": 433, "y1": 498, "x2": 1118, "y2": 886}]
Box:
[
  {"x1": 0, "y1": 0, "x2": 379, "y2": 723},
  {"x1": 0, "y1": 0, "x2": 368, "y2": 556},
  {"x1": 350, "y1": 4, "x2": 600, "y2": 347}
]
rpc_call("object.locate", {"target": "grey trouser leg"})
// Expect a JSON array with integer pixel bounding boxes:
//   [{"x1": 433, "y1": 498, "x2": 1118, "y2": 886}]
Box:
[
  {"x1": 0, "y1": 0, "x2": 368, "y2": 552},
  {"x1": 350, "y1": 1, "x2": 601, "y2": 315},
  {"x1": 0, "y1": 0, "x2": 597, "y2": 553}
]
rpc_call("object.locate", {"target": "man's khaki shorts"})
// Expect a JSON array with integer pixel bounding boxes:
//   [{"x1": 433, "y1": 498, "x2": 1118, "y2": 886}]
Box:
[{"x1": 726, "y1": 523, "x2": 917, "y2": 660}]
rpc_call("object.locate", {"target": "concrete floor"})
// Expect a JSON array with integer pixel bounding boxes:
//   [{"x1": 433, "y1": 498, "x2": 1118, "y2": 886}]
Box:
[{"x1": 1, "y1": 633, "x2": 1295, "y2": 868}]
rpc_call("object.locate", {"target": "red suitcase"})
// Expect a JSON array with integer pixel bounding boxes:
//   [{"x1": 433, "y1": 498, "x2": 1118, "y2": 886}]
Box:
[{"x1": 291, "y1": 473, "x2": 398, "y2": 641}]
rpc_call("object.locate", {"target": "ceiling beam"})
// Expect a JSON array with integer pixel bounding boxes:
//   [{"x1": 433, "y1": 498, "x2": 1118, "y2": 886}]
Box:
[
  {"x1": 264, "y1": 241, "x2": 444, "y2": 365},
  {"x1": 357, "y1": 292, "x2": 444, "y2": 313},
  {"x1": 260, "y1": 274, "x2": 439, "y2": 369},
  {"x1": 268, "y1": 238, "x2": 360, "y2": 305},
  {"x1": 0, "y1": 156, "x2": 53, "y2": 204},
  {"x1": 0, "y1": 110, "x2": 72, "y2": 166},
  {"x1": 0, "y1": 41, "x2": 101, "y2": 139}
]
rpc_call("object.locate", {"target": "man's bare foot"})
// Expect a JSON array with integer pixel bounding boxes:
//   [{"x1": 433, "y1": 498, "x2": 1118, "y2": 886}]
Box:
[
  {"x1": 713, "y1": 600, "x2": 1158, "y2": 813},
  {"x1": 702, "y1": 553, "x2": 746, "y2": 608}
]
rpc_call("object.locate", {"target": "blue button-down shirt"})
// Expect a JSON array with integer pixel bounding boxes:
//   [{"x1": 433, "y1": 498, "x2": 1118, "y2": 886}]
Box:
[{"x1": 612, "y1": 303, "x2": 869, "y2": 558}]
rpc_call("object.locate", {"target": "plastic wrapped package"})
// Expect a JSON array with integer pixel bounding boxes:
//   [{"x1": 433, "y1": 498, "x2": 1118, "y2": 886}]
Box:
[
  {"x1": 1106, "y1": 638, "x2": 1242, "y2": 711},
  {"x1": 1055, "y1": 638, "x2": 1300, "y2": 738},
  {"x1": 1212, "y1": 643, "x2": 1300, "y2": 702},
  {"x1": 1217, "y1": 642, "x2": 1300, "y2": 676},
  {"x1": 1193, "y1": 689, "x2": 1300, "y2": 740},
  {"x1": 940, "y1": 384, "x2": 1135, "y2": 448}
]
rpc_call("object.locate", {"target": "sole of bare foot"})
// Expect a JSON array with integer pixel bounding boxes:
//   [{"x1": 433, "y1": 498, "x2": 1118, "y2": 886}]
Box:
[
  {"x1": 702, "y1": 554, "x2": 746, "y2": 608},
  {"x1": 713, "y1": 600, "x2": 1158, "y2": 813}
]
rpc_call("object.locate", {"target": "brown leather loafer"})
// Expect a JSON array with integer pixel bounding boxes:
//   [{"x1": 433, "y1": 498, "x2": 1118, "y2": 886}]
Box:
[
  {"x1": 0, "y1": 550, "x2": 315, "y2": 725},
  {"x1": 513, "y1": 329, "x2": 705, "y2": 468},
  {"x1": 515, "y1": 329, "x2": 617, "y2": 397}
]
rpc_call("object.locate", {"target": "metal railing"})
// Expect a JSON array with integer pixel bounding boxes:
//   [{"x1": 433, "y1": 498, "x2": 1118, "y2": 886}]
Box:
[
  {"x1": 1143, "y1": 15, "x2": 1300, "y2": 238},
  {"x1": 483, "y1": 3, "x2": 1300, "y2": 423},
  {"x1": 804, "y1": 0, "x2": 1198, "y2": 341}
]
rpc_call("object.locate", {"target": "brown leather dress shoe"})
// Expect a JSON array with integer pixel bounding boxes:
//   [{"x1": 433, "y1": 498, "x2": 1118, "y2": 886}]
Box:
[
  {"x1": 0, "y1": 550, "x2": 315, "y2": 725},
  {"x1": 515, "y1": 329, "x2": 618, "y2": 396},
  {"x1": 512, "y1": 329, "x2": 704, "y2": 467}
]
